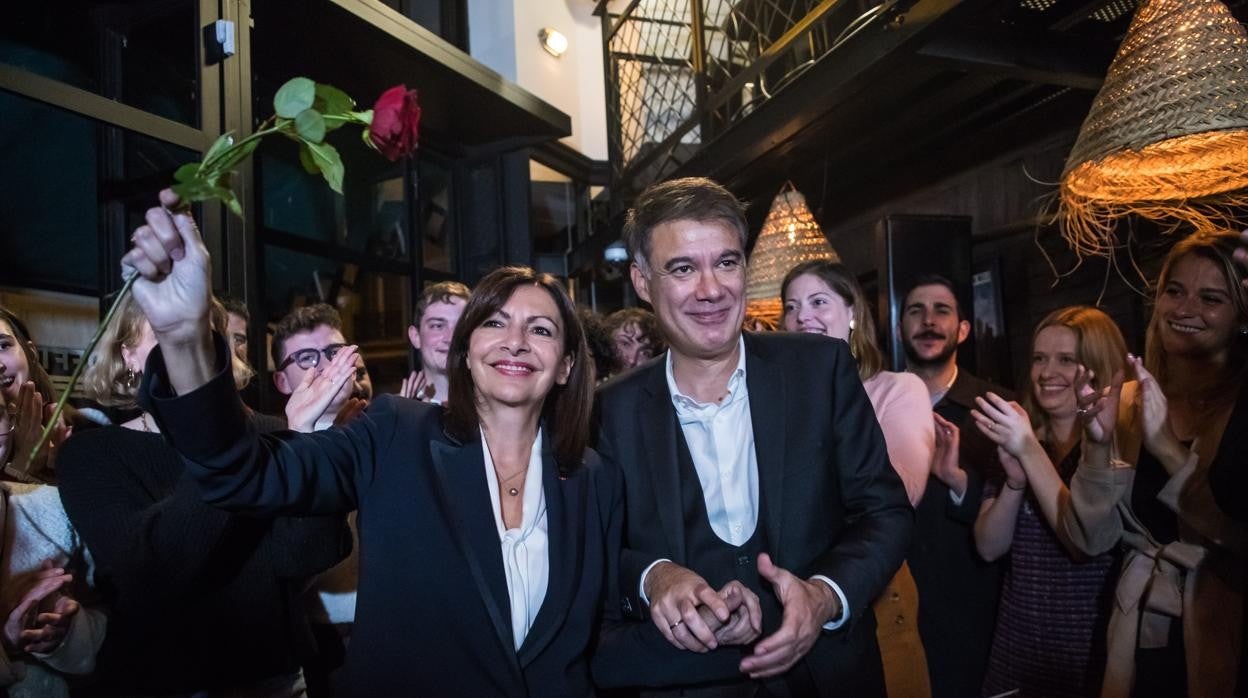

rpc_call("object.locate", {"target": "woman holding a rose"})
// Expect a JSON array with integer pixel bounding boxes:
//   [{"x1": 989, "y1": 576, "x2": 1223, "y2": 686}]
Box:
[{"x1": 115, "y1": 190, "x2": 649, "y2": 694}]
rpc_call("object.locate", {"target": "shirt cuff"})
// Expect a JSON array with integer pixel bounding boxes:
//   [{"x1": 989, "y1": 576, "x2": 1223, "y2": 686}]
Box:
[
  {"x1": 639, "y1": 558, "x2": 672, "y2": 605},
  {"x1": 810, "y1": 575, "x2": 850, "y2": 630},
  {"x1": 949, "y1": 486, "x2": 966, "y2": 506}
]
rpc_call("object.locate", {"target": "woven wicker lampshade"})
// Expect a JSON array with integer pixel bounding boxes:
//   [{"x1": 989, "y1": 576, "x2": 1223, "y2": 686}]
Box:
[
  {"x1": 745, "y1": 184, "x2": 839, "y2": 323},
  {"x1": 1059, "y1": 0, "x2": 1248, "y2": 257}
]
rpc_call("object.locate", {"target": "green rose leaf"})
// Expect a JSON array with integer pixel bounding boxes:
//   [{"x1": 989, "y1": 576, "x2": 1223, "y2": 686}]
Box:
[
  {"x1": 274, "y1": 77, "x2": 316, "y2": 119},
  {"x1": 216, "y1": 187, "x2": 243, "y2": 218},
  {"x1": 173, "y1": 163, "x2": 202, "y2": 184},
  {"x1": 305, "y1": 141, "x2": 345, "y2": 194},
  {"x1": 202, "y1": 132, "x2": 235, "y2": 168},
  {"x1": 314, "y1": 84, "x2": 355, "y2": 116},
  {"x1": 295, "y1": 109, "x2": 326, "y2": 144},
  {"x1": 298, "y1": 145, "x2": 320, "y2": 175},
  {"x1": 207, "y1": 138, "x2": 260, "y2": 176}
]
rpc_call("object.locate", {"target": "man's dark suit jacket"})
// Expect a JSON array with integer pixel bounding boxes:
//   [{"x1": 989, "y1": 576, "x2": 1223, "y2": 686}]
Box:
[
  {"x1": 142, "y1": 338, "x2": 622, "y2": 697},
  {"x1": 907, "y1": 369, "x2": 1011, "y2": 698},
  {"x1": 589, "y1": 332, "x2": 913, "y2": 694}
]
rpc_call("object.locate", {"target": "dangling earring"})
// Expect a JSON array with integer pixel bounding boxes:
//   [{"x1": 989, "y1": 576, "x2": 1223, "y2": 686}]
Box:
[
  {"x1": 847, "y1": 318, "x2": 857, "y2": 358},
  {"x1": 126, "y1": 366, "x2": 137, "y2": 388}
]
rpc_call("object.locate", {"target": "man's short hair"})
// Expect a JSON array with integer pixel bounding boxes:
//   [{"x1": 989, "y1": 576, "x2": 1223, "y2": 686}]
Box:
[
  {"x1": 903, "y1": 274, "x2": 964, "y2": 321},
  {"x1": 414, "y1": 281, "x2": 471, "y2": 325},
  {"x1": 219, "y1": 295, "x2": 249, "y2": 323},
  {"x1": 623, "y1": 177, "x2": 748, "y2": 270},
  {"x1": 271, "y1": 303, "x2": 343, "y2": 368}
]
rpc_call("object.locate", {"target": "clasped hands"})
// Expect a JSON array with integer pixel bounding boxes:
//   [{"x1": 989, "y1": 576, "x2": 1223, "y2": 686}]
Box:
[
  {"x1": 2, "y1": 560, "x2": 79, "y2": 658},
  {"x1": 645, "y1": 553, "x2": 839, "y2": 679}
]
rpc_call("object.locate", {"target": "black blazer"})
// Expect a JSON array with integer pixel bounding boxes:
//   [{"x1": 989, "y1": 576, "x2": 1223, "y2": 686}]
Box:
[
  {"x1": 142, "y1": 339, "x2": 621, "y2": 697},
  {"x1": 589, "y1": 332, "x2": 913, "y2": 693}
]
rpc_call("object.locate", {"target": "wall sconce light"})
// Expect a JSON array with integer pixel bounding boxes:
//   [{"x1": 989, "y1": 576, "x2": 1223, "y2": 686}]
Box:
[{"x1": 539, "y1": 27, "x2": 568, "y2": 58}]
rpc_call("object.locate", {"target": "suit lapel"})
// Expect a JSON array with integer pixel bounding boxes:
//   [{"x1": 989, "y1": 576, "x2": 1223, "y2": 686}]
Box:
[
  {"x1": 429, "y1": 439, "x2": 523, "y2": 682},
  {"x1": 744, "y1": 334, "x2": 787, "y2": 552},
  {"x1": 517, "y1": 447, "x2": 585, "y2": 667},
  {"x1": 640, "y1": 361, "x2": 687, "y2": 563}
]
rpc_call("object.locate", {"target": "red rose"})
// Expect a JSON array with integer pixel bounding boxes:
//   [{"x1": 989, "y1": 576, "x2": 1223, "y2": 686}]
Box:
[{"x1": 368, "y1": 85, "x2": 421, "y2": 161}]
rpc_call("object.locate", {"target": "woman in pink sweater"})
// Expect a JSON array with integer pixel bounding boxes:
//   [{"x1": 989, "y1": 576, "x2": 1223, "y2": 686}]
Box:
[{"x1": 781, "y1": 260, "x2": 934, "y2": 696}]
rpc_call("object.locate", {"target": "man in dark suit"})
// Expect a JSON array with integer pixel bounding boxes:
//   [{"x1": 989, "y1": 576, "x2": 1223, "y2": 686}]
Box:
[
  {"x1": 899, "y1": 275, "x2": 1011, "y2": 698},
  {"x1": 591, "y1": 177, "x2": 913, "y2": 696}
]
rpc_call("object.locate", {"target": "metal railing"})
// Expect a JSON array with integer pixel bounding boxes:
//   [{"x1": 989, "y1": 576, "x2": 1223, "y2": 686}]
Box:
[{"x1": 597, "y1": 0, "x2": 908, "y2": 201}]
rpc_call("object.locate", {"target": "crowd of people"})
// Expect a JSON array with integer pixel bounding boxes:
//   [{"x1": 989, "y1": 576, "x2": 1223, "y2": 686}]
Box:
[{"x1": 0, "y1": 176, "x2": 1243, "y2": 697}]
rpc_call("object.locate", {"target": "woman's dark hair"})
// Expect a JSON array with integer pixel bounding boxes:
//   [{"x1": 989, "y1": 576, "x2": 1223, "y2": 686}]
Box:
[{"x1": 445, "y1": 267, "x2": 593, "y2": 473}]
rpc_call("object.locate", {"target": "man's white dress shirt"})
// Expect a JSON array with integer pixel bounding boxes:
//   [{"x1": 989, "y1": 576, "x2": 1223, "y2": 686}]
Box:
[{"x1": 640, "y1": 338, "x2": 849, "y2": 630}]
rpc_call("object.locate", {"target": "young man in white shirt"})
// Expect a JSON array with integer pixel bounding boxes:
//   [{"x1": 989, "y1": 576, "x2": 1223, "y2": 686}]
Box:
[{"x1": 401, "y1": 281, "x2": 469, "y2": 404}]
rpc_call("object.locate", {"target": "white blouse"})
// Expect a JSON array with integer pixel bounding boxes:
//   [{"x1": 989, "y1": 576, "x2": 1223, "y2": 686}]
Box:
[{"x1": 480, "y1": 427, "x2": 550, "y2": 650}]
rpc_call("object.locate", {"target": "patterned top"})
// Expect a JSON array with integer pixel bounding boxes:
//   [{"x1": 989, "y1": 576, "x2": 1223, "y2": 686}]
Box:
[{"x1": 981, "y1": 445, "x2": 1119, "y2": 698}]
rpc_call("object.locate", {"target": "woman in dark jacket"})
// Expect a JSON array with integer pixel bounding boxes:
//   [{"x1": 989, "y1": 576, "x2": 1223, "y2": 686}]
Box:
[{"x1": 126, "y1": 190, "x2": 621, "y2": 696}]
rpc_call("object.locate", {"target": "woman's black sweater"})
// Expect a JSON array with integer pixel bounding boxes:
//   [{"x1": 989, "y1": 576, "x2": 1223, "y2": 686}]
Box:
[{"x1": 56, "y1": 424, "x2": 350, "y2": 695}]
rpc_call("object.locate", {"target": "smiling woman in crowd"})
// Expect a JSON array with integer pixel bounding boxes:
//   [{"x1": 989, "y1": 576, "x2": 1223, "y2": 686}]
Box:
[
  {"x1": 1061, "y1": 231, "x2": 1248, "y2": 697},
  {"x1": 971, "y1": 306, "x2": 1125, "y2": 697}
]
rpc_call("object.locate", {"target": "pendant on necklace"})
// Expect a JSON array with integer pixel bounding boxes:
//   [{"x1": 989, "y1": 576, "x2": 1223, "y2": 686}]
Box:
[{"x1": 508, "y1": 487, "x2": 519, "y2": 496}]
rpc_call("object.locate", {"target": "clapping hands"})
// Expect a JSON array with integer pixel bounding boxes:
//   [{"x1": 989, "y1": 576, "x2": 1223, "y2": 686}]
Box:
[
  {"x1": 0, "y1": 383, "x2": 70, "y2": 480},
  {"x1": 398, "y1": 370, "x2": 436, "y2": 401},
  {"x1": 2, "y1": 560, "x2": 79, "y2": 656},
  {"x1": 931, "y1": 413, "x2": 967, "y2": 495},
  {"x1": 1072, "y1": 364, "x2": 1123, "y2": 445},
  {"x1": 972, "y1": 392, "x2": 1036, "y2": 458}
]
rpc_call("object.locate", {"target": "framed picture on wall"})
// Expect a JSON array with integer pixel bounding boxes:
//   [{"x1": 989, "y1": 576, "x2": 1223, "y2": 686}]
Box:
[{"x1": 972, "y1": 257, "x2": 1011, "y2": 387}]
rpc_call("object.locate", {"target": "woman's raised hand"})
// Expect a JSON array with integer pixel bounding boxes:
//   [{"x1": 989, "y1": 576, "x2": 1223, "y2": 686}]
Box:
[
  {"x1": 1073, "y1": 364, "x2": 1122, "y2": 445},
  {"x1": 1125, "y1": 353, "x2": 1178, "y2": 456},
  {"x1": 972, "y1": 392, "x2": 1036, "y2": 457},
  {"x1": 121, "y1": 189, "x2": 213, "y2": 347},
  {"x1": 0, "y1": 382, "x2": 68, "y2": 477}
]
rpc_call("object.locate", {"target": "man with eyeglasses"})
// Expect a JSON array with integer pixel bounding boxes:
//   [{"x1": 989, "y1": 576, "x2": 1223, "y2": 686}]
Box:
[
  {"x1": 269, "y1": 302, "x2": 370, "y2": 695},
  {"x1": 271, "y1": 303, "x2": 371, "y2": 431}
]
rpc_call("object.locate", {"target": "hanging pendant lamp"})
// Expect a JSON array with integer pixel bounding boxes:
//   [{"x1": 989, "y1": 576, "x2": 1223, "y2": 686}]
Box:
[
  {"x1": 744, "y1": 183, "x2": 839, "y2": 323},
  {"x1": 1059, "y1": 0, "x2": 1248, "y2": 257}
]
